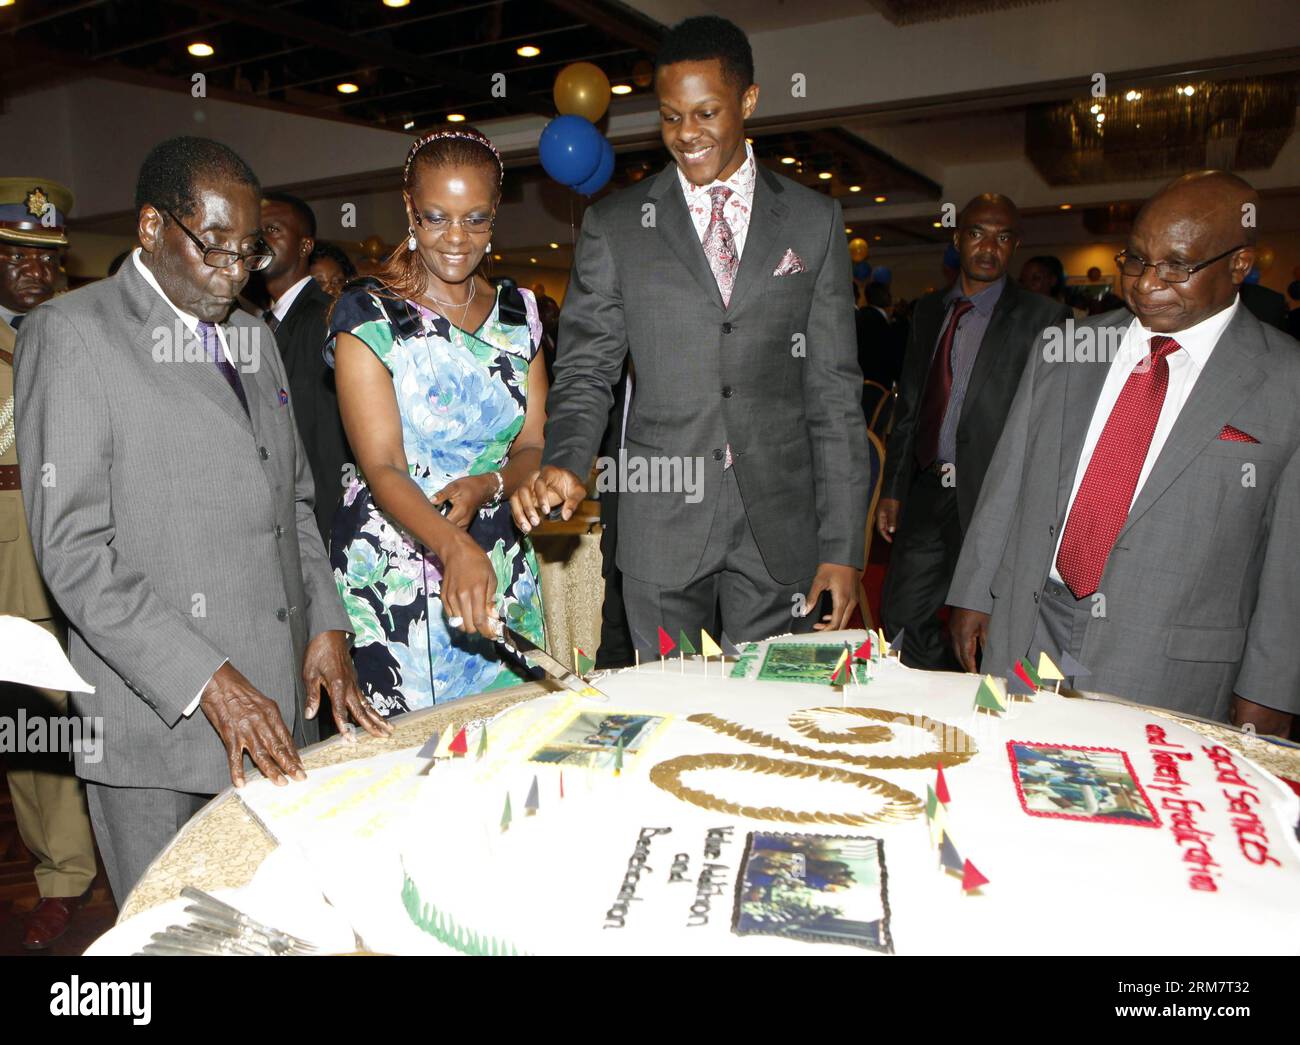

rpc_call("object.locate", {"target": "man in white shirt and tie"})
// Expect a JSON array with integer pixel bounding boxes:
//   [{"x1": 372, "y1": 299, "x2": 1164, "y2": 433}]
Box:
[{"x1": 948, "y1": 171, "x2": 1300, "y2": 732}]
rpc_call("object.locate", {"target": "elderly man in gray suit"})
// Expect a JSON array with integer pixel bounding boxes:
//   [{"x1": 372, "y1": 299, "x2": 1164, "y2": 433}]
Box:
[
  {"x1": 948, "y1": 171, "x2": 1298, "y2": 735},
  {"x1": 513, "y1": 16, "x2": 867, "y2": 648},
  {"x1": 16, "y1": 137, "x2": 389, "y2": 904}
]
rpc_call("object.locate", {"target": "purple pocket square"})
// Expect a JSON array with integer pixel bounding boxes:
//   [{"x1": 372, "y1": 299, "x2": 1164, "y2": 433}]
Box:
[{"x1": 773, "y1": 248, "x2": 807, "y2": 276}]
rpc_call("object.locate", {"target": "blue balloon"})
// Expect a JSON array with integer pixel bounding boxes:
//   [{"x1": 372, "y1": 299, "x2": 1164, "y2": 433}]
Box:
[
  {"x1": 872, "y1": 265, "x2": 892, "y2": 285},
  {"x1": 942, "y1": 243, "x2": 960, "y2": 269},
  {"x1": 539, "y1": 115, "x2": 603, "y2": 187},
  {"x1": 574, "y1": 135, "x2": 615, "y2": 196},
  {"x1": 1243, "y1": 267, "x2": 1261, "y2": 284},
  {"x1": 853, "y1": 260, "x2": 872, "y2": 281}
]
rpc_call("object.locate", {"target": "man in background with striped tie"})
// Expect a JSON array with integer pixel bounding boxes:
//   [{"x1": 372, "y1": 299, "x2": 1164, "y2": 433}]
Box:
[{"x1": 949, "y1": 171, "x2": 1299, "y2": 733}]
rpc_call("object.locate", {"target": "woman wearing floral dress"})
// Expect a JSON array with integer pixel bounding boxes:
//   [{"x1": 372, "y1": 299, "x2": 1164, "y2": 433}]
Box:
[{"x1": 327, "y1": 128, "x2": 547, "y2": 714}]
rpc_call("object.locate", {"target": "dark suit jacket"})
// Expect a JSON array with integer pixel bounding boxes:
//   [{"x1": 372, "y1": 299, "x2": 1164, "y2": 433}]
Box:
[
  {"x1": 1239, "y1": 283, "x2": 1288, "y2": 332},
  {"x1": 272, "y1": 279, "x2": 351, "y2": 541},
  {"x1": 855, "y1": 306, "x2": 904, "y2": 389},
  {"x1": 882, "y1": 281, "x2": 1070, "y2": 533},
  {"x1": 543, "y1": 162, "x2": 867, "y2": 587}
]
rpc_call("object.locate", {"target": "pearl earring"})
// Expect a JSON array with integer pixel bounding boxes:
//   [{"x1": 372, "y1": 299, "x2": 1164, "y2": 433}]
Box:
[
  {"x1": 486, "y1": 241, "x2": 492, "y2": 252},
  {"x1": 407, "y1": 226, "x2": 417, "y2": 251}
]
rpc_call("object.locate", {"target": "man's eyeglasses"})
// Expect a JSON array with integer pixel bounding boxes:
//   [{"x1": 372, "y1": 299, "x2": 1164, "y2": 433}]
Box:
[
  {"x1": 412, "y1": 212, "x2": 495, "y2": 236},
  {"x1": 1115, "y1": 244, "x2": 1247, "y2": 285},
  {"x1": 165, "y1": 208, "x2": 273, "y2": 271}
]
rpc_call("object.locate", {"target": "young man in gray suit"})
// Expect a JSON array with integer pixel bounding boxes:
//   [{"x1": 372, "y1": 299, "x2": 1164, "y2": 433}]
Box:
[
  {"x1": 16, "y1": 137, "x2": 390, "y2": 904},
  {"x1": 949, "y1": 171, "x2": 1298, "y2": 734},
  {"x1": 514, "y1": 16, "x2": 867, "y2": 650}
]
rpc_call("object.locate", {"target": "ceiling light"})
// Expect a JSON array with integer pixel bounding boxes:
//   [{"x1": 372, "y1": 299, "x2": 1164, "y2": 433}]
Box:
[
  {"x1": 493, "y1": 253, "x2": 503, "y2": 261},
  {"x1": 818, "y1": 172, "x2": 832, "y2": 180},
  {"x1": 530, "y1": 257, "x2": 538, "y2": 264},
  {"x1": 1059, "y1": 203, "x2": 1072, "y2": 210},
  {"x1": 849, "y1": 185, "x2": 861, "y2": 193},
  {"x1": 611, "y1": 84, "x2": 632, "y2": 95},
  {"x1": 337, "y1": 82, "x2": 359, "y2": 94},
  {"x1": 549, "y1": 242, "x2": 559, "y2": 249},
  {"x1": 845, "y1": 227, "x2": 852, "y2": 234},
  {"x1": 873, "y1": 235, "x2": 882, "y2": 241},
  {"x1": 1090, "y1": 104, "x2": 1101, "y2": 114},
  {"x1": 447, "y1": 113, "x2": 466, "y2": 122},
  {"x1": 873, "y1": 195, "x2": 887, "y2": 203},
  {"x1": 403, "y1": 120, "x2": 415, "y2": 130},
  {"x1": 1125, "y1": 90, "x2": 1141, "y2": 102},
  {"x1": 1183, "y1": 85, "x2": 1195, "y2": 96},
  {"x1": 1095, "y1": 112, "x2": 1105, "y2": 123},
  {"x1": 516, "y1": 45, "x2": 541, "y2": 58},
  {"x1": 383, "y1": 0, "x2": 411, "y2": 6},
  {"x1": 780, "y1": 156, "x2": 796, "y2": 165},
  {"x1": 932, "y1": 221, "x2": 942, "y2": 228},
  {"x1": 187, "y1": 42, "x2": 214, "y2": 58}
]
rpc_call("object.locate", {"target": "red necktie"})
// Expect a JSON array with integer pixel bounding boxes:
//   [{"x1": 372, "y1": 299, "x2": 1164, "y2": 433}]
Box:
[
  {"x1": 915, "y1": 299, "x2": 974, "y2": 469},
  {"x1": 1055, "y1": 335, "x2": 1183, "y2": 597}
]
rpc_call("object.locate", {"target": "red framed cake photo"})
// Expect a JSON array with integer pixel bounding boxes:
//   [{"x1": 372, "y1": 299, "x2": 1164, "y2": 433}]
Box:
[{"x1": 1006, "y1": 741, "x2": 1161, "y2": 827}]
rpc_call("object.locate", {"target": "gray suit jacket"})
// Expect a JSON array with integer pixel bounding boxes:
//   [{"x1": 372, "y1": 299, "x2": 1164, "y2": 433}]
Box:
[
  {"x1": 948, "y1": 306, "x2": 1300, "y2": 721},
  {"x1": 15, "y1": 260, "x2": 351, "y2": 791},
  {"x1": 543, "y1": 162, "x2": 867, "y2": 587}
]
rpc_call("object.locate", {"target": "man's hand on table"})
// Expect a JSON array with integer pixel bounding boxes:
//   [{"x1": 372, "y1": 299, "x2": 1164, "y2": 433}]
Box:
[
  {"x1": 303, "y1": 630, "x2": 393, "y2": 743},
  {"x1": 200, "y1": 663, "x2": 307, "y2": 788},
  {"x1": 511, "y1": 465, "x2": 586, "y2": 533},
  {"x1": 1230, "y1": 694, "x2": 1294, "y2": 739}
]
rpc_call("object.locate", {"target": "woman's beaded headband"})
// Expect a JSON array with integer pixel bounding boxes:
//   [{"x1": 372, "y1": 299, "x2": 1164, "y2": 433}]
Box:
[{"x1": 403, "y1": 129, "x2": 504, "y2": 184}]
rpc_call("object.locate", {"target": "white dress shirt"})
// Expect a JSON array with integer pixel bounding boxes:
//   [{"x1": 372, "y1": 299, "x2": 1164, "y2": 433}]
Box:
[
  {"x1": 131, "y1": 247, "x2": 230, "y2": 713},
  {"x1": 1050, "y1": 299, "x2": 1239, "y2": 584},
  {"x1": 678, "y1": 141, "x2": 757, "y2": 258},
  {"x1": 269, "y1": 275, "x2": 314, "y2": 323}
]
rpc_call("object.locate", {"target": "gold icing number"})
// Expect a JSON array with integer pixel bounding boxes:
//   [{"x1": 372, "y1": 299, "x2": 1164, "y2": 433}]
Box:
[{"x1": 649, "y1": 706, "x2": 977, "y2": 826}]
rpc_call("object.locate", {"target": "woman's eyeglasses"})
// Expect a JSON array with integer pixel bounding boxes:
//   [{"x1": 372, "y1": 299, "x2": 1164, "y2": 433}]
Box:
[{"x1": 412, "y1": 213, "x2": 495, "y2": 236}]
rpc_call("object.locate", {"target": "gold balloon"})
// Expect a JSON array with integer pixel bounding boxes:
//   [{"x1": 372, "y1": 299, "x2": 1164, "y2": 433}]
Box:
[
  {"x1": 631, "y1": 59, "x2": 654, "y2": 89},
  {"x1": 554, "y1": 62, "x2": 611, "y2": 123},
  {"x1": 361, "y1": 235, "x2": 386, "y2": 261},
  {"x1": 848, "y1": 237, "x2": 869, "y2": 263},
  {"x1": 1254, "y1": 246, "x2": 1275, "y2": 271}
]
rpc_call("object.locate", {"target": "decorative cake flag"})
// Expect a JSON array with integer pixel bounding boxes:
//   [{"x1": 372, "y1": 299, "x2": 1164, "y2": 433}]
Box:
[
  {"x1": 449, "y1": 727, "x2": 469, "y2": 757},
  {"x1": 830, "y1": 648, "x2": 851, "y2": 685},
  {"x1": 927, "y1": 799, "x2": 949, "y2": 848},
  {"x1": 1013, "y1": 656, "x2": 1040, "y2": 690},
  {"x1": 677, "y1": 629, "x2": 697, "y2": 656},
  {"x1": 935, "y1": 763, "x2": 951, "y2": 805},
  {"x1": 888, "y1": 628, "x2": 905, "y2": 658},
  {"x1": 700, "y1": 629, "x2": 722, "y2": 658},
  {"x1": 500, "y1": 793, "x2": 512, "y2": 832},
  {"x1": 961, "y1": 860, "x2": 989, "y2": 893},
  {"x1": 1006, "y1": 668, "x2": 1036, "y2": 697},
  {"x1": 939, "y1": 833, "x2": 964, "y2": 876},
  {"x1": 853, "y1": 636, "x2": 873, "y2": 661},
  {"x1": 573, "y1": 647, "x2": 596, "y2": 675},
  {"x1": 875, "y1": 628, "x2": 889, "y2": 659},
  {"x1": 613, "y1": 736, "x2": 624, "y2": 776},
  {"x1": 1059, "y1": 650, "x2": 1090, "y2": 680},
  {"x1": 525, "y1": 776, "x2": 540, "y2": 816},
  {"x1": 476, "y1": 724, "x2": 488, "y2": 759},
  {"x1": 720, "y1": 633, "x2": 744, "y2": 658},
  {"x1": 925, "y1": 784, "x2": 940, "y2": 821},
  {"x1": 629, "y1": 625, "x2": 652, "y2": 669},
  {"x1": 658, "y1": 626, "x2": 676, "y2": 672},
  {"x1": 974, "y1": 674, "x2": 1007, "y2": 714},
  {"x1": 1034, "y1": 652, "x2": 1066, "y2": 686},
  {"x1": 417, "y1": 731, "x2": 441, "y2": 759}
]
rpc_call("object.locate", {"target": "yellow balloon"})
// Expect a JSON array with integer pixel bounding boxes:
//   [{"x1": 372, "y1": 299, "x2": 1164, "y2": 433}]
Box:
[
  {"x1": 554, "y1": 62, "x2": 611, "y2": 123},
  {"x1": 1254, "y1": 246, "x2": 1275, "y2": 272},
  {"x1": 848, "y1": 237, "x2": 869, "y2": 263}
]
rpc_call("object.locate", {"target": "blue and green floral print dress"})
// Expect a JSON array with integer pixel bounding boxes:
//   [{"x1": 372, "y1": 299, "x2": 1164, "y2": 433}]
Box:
[{"x1": 325, "y1": 278, "x2": 546, "y2": 714}]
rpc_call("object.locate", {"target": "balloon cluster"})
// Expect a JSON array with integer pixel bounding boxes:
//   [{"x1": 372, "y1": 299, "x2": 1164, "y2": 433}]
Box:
[{"x1": 539, "y1": 63, "x2": 616, "y2": 196}]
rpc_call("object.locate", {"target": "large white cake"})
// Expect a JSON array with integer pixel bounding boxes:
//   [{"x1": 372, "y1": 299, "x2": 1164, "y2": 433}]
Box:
[{"x1": 272, "y1": 632, "x2": 1300, "y2": 956}]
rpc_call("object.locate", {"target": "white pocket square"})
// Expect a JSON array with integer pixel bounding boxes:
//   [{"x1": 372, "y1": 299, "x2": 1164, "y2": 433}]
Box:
[{"x1": 773, "y1": 248, "x2": 806, "y2": 276}]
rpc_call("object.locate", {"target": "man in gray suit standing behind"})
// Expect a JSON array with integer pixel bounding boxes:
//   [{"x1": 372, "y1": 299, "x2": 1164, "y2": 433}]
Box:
[
  {"x1": 513, "y1": 16, "x2": 867, "y2": 648},
  {"x1": 948, "y1": 171, "x2": 1298, "y2": 735},
  {"x1": 16, "y1": 137, "x2": 390, "y2": 904}
]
